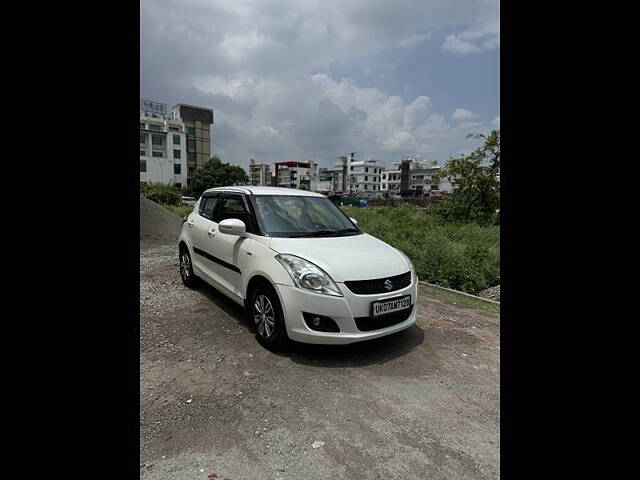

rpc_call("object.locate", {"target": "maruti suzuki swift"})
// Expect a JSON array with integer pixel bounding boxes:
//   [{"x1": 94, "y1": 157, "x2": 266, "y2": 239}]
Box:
[{"x1": 178, "y1": 186, "x2": 417, "y2": 350}]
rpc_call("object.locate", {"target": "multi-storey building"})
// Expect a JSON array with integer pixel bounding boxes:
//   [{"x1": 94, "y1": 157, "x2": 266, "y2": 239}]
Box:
[
  {"x1": 140, "y1": 100, "x2": 214, "y2": 187},
  {"x1": 172, "y1": 104, "x2": 214, "y2": 178},
  {"x1": 382, "y1": 155, "x2": 454, "y2": 196},
  {"x1": 274, "y1": 161, "x2": 319, "y2": 190},
  {"x1": 381, "y1": 169, "x2": 401, "y2": 195},
  {"x1": 248, "y1": 159, "x2": 272, "y2": 186},
  {"x1": 317, "y1": 168, "x2": 346, "y2": 195},
  {"x1": 140, "y1": 100, "x2": 187, "y2": 187},
  {"x1": 347, "y1": 159, "x2": 385, "y2": 197}
]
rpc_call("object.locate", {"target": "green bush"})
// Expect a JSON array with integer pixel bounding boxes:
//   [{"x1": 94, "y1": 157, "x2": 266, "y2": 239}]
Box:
[
  {"x1": 140, "y1": 182, "x2": 183, "y2": 206},
  {"x1": 342, "y1": 204, "x2": 499, "y2": 295}
]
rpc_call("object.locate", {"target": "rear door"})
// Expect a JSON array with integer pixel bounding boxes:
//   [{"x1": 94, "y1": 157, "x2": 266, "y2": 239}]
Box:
[
  {"x1": 190, "y1": 193, "x2": 222, "y2": 282},
  {"x1": 207, "y1": 193, "x2": 257, "y2": 296}
]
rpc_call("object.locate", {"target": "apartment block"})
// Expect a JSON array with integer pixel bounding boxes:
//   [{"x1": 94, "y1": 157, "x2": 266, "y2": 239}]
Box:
[
  {"x1": 140, "y1": 100, "x2": 187, "y2": 187},
  {"x1": 274, "y1": 161, "x2": 319, "y2": 190},
  {"x1": 172, "y1": 103, "x2": 214, "y2": 177},
  {"x1": 248, "y1": 159, "x2": 272, "y2": 186},
  {"x1": 348, "y1": 159, "x2": 385, "y2": 197}
]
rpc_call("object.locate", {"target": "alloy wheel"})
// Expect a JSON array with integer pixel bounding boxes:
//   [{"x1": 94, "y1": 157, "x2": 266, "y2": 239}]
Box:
[{"x1": 253, "y1": 294, "x2": 275, "y2": 338}]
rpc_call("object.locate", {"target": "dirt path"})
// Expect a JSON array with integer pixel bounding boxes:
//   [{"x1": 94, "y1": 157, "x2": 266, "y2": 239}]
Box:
[{"x1": 140, "y1": 243, "x2": 499, "y2": 480}]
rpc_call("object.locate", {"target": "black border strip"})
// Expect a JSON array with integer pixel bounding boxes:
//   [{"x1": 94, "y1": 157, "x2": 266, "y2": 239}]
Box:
[{"x1": 193, "y1": 247, "x2": 242, "y2": 274}]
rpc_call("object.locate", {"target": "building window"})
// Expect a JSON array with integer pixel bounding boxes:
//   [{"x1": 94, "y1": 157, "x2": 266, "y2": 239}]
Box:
[
  {"x1": 140, "y1": 122, "x2": 145, "y2": 129},
  {"x1": 187, "y1": 139, "x2": 196, "y2": 150},
  {"x1": 173, "y1": 149, "x2": 181, "y2": 159},
  {"x1": 170, "y1": 126, "x2": 180, "y2": 132},
  {"x1": 174, "y1": 164, "x2": 181, "y2": 174},
  {"x1": 175, "y1": 182, "x2": 182, "y2": 189},
  {"x1": 151, "y1": 134, "x2": 163, "y2": 146},
  {"x1": 350, "y1": 166, "x2": 353, "y2": 171},
  {"x1": 383, "y1": 184, "x2": 387, "y2": 189},
  {"x1": 364, "y1": 184, "x2": 368, "y2": 189},
  {"x1": 186, "y1": 127, "x2": 196, "y2": 135},
  {"x1": 149, "y1": 124, "x2": 162, "y2": 131},
  {"x1": 152, "y1": 151, "x2": 164, "y2": 158},
  {"x1": 140, "y1": 160, "x2": 147, "y2": 172},
  {"x1": 173, "y1": 134, "x2": 181, "y2": 145},
  {"x1": 187, "y1": 152, "x2": 196, "y2": 162},
  {"x1": 140, "y1": 150, "x2": 146, "y2": 157},
  {"x1": 140, "y1": 133, "x2": 146, "y2": 144},
  {"x1": 365, "y1": 176, "x2": 368, "y2": 181}
]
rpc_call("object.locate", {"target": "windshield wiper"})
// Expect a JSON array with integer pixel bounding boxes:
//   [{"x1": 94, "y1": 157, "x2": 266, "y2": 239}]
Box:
[
  {"x1": 286, "y1": 228, "x2": 361, "y2": 238},
  {"x1": 286, "y1": 230, "x2": 338, "y2": 238},
  {"x1": 332, "y1": 228, "x2": 360, "y2": 235}
]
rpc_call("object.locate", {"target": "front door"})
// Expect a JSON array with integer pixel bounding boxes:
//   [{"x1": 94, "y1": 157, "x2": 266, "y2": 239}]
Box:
[{"x1": 206, "y1": 193, "x2": 255, "y2": 297}]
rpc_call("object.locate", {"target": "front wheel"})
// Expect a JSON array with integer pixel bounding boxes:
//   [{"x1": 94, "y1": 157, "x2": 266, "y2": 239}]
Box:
[{"x1": 250, "y1": 284, "x2": 290, "y2": 351}]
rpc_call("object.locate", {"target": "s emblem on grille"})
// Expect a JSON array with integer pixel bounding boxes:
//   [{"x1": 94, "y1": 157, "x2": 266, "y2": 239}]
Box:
[{"x1": 384, "y1": 279, "x2": 393, "y2": 291}]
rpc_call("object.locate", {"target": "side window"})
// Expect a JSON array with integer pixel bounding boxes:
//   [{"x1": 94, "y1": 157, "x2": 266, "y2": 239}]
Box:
[
  {"x1": 219, "y1": 195, "x2": 255, "y2": 233},
  {"x1": 199, "y1": 196, "x2": 219, "y2": 220}
]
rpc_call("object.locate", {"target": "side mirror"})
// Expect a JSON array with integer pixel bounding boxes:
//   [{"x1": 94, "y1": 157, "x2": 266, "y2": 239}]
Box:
[
  {"x1": 218, "y1": 218, "x2": 247, "y2": 237},
  {"x1": 350, "y1": 217, "x2": 358, "y2": 225}
]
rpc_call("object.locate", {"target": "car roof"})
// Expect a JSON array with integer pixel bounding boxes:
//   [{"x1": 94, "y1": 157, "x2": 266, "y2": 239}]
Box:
[{"x1": 203, "y1": 186, "x2": 325, "y2": 197}]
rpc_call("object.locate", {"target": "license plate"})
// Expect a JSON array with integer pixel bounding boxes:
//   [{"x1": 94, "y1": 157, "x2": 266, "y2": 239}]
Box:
[{"x1": 371, "y1": 295, "x2": 411, "y2": 318}]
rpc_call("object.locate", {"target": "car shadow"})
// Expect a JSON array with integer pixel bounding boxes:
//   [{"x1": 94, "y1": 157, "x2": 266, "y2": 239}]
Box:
[{"x1": 283, "y1": 324, "x2": 425, "y2": 368}]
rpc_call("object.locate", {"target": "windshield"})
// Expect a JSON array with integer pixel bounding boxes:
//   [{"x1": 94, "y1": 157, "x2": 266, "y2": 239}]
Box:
[{"x1": 253, "y1": 195, "x2": 362, "y2": 238}]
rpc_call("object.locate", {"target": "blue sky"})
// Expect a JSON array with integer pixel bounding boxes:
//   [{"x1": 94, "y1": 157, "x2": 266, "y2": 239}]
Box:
[{"x1": 141, "y1": 0, "x2": 499, "y2": 170}]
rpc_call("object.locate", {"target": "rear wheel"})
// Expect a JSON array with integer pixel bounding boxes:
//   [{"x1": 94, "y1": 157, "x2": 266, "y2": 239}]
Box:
[
  {"x1": 250, "y1": 283, "x2": 290, "y2": 351},
  {"x1": 179, "y1": 247, "x2": 199, "y2": 288}
]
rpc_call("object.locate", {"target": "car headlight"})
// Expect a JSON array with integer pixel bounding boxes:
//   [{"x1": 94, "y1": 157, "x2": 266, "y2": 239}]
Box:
[
  {"x1": 396, "y1": 249, "x2": 417, "y2": 282},
  {"x1": 275, "y1": 254, "x2": 343, "y2": 297}
]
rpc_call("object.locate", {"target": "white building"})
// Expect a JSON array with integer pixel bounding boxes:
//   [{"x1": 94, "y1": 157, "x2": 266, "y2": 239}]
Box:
[
  {"x1": 333, "y1": 153, "x2": 384, "y2": 196},
  {"x1": 381, "y1": 169, "x2": 401, "y2": 195},
  {"x1": 381, "y1": 155, "x2": 454, "y2": 196},
  {"x1": 348, "y1": 159, "x2": 385, "y2": 197},
  {"x1": 274, "y1": 161, "x2": 319, "y2": 190},
  {"x1": 140, "y1": 101, "x2": 188, "y2": 188},
  {"x1": 249, "y1": 159, "x2": 272, "y2": 186}
]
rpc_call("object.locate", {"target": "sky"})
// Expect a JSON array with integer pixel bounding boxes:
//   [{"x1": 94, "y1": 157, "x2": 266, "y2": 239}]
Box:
[{"x1": 140, "y1": 0, "x2": 499, "y2": 171}]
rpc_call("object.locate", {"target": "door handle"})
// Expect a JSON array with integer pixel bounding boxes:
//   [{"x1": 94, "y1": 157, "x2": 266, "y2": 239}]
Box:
[
  {"x1": 187, "y1": 220, "x2": 194, "y2": 228},
  {"x1": 207, "y1": 227, "x2": 216, "y2": 237}
]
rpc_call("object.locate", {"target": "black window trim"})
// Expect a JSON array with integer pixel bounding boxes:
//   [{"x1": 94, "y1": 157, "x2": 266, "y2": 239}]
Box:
[{"x1": 198, "y1": 193, "x2": 221, "y2": 221}]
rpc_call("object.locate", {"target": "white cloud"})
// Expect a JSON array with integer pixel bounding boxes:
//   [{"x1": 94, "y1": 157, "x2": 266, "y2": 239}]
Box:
[
  {"x1": 186, "y1": 72, "x2": 495, "y2": 169},
  {"x1": 452, "y1": 108, "x2": 477, "y2": 122},
  {"x1": 441, "y1": 3, "x2": 499, "y2": 55},
  {"x1": 491, "y1": 116, "x2": 500, "y2": 128}
]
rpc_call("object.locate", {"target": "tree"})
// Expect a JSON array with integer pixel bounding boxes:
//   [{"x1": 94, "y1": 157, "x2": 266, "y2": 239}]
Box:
[
  {"x1": 186, "y1": 156, "x2": 249, "y2": 197},
  {"x1": 434, "y1": 130, "x2": 500, "y2": 224},
  {"x1": 298, "y1": 184, "x2": 309, "y2": 190}
]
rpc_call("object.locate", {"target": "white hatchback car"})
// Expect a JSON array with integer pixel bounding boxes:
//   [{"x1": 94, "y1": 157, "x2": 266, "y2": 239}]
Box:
[{"x1": 178, "y1": 186, "x2": 417, "y2": 350}]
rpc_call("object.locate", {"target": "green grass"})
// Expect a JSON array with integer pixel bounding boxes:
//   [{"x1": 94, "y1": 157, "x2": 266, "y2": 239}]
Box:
[
  {"x1": 422, "y1": 284, "x2": 500, "y2": 314},
  {"x1": 342, "y1": 204, "x2": 500, "y2": 296},
  {"x1": 161, "y1": 203, "x2": 194, "y2": 218}
]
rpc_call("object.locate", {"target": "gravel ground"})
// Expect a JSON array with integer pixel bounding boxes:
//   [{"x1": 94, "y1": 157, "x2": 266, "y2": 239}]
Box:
[
  {"x1": 478, "y1": 286, "x2": 500, "y2": 302},
  {"x1": 140, "y1": 243, "x2": 500, "y2": 480}
]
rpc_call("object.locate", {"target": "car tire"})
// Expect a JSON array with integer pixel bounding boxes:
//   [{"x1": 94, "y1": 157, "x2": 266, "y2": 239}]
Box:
[
  {"x1": 179, "y1": 247, "x2": 199, "y2": 288},
  {"x1": 249, "y1": 283, "x2": 290, "y2": 351}
]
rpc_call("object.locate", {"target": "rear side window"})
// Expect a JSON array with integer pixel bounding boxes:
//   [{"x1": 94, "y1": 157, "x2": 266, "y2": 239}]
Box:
[{"x1": 199, "y1": 196, "x2": 219, "y2": 220}]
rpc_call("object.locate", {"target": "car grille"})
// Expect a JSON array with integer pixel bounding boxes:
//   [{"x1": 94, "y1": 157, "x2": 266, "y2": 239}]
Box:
[
  {"x1": 344, "y1": 271, "x2": 411, "y2": 295},
  {"x1": 354, "y1": 305, "x2": 414, "y2": 331}
]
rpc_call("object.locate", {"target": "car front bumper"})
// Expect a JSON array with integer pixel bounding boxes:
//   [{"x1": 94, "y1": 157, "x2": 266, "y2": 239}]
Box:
[{"x1": 274, "y1": 278, "x2": 418, "y2": 345}]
